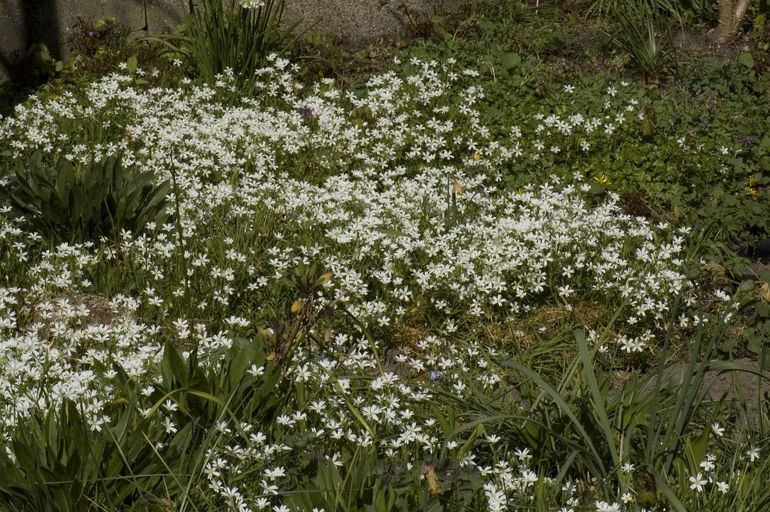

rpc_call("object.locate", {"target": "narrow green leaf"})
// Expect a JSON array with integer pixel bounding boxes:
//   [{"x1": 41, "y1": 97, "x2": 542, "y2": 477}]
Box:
[
  {"x1": 654, "y1": 473, "x2": 687, "y2": 512},
  {"x1": 499, "y1": 359, "x2": 608, "y2": 479},
  {"x1": 575, "y1": 328, "x2": 621, "y2": 476}
]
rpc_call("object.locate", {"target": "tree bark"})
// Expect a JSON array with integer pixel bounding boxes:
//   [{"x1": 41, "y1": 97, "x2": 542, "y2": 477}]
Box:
[{"x1": 713, "y1": 0, "x2": 753, "y2": 44}]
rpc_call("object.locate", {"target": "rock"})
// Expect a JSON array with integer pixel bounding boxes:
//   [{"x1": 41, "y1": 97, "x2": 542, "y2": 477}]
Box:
[
  {"x1": 282, "y1": 0, "x2": 473, "y2": 49},
  {"x1": 648, "y1": 358, "x2": 770, "y2": 433}
]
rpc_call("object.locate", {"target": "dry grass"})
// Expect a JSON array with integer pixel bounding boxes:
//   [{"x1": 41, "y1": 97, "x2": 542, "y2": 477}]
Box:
[{"x1": 480, "y1": 300, "x2": 609, "y2": 350}]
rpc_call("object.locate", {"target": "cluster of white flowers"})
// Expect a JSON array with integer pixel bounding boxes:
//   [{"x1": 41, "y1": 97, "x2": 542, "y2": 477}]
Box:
[
  {"x1": 0, "y1": 223, "x2": 162, "y2": 437},
  {"x1": 0, "y1": 57, "x2": 734, "y2": 511}
]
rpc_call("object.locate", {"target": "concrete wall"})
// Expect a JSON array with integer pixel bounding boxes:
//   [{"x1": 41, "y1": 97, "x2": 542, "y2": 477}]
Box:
[
  {"x1": 0, "y1": 0, "x2": 184, "y2": 82},
  {"x1": 0, "y1": 0, "x2": 471, "y2": 83}
]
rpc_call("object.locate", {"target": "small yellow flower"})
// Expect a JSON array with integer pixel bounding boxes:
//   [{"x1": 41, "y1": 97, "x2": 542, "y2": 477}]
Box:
[
  {"x1": 594, "y1": 174, "x2": 611, "y2": 186},
  {"x1": 472, "y1": 151, "x2": 482, "y2": 161},
  {"x1": 318, "y1": 271, "x2": 333, "y2": 285}
]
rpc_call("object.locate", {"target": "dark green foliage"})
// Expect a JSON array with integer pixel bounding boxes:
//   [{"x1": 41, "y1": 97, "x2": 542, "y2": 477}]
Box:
[
  {"x1": 7, "y1": 152, "x2": 170, "y2": 243},
  {"x1": 730, "y1": 274, "x2": 770, "y2": 355},
  {"x1": 69, "y1": 17, "x2": 131, "y2": 59}
]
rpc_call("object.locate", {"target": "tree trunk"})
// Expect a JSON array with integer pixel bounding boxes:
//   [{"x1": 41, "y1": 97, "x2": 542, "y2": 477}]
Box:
[{"x1": 713, "y1": 0, "x2": 752, "y2": 44}]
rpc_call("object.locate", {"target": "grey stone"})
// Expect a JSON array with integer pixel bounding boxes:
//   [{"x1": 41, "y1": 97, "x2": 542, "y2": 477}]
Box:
[{"x1": 281, "y1": 0, "x2": 472, "y2": 48}]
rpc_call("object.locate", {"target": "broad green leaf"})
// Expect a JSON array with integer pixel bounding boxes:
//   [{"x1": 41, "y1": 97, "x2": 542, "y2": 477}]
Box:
[
  {"x1": 228, "y1": 340, "x2": 254, "y2": 389},
  {"x1": 737, "y1": 52, "x2": 754, "y2": 69},
  {"x1": 161, "y1": 341, "x2": 189, "y2": 388},
  {"x1": 500, "y1": 52, "x2": 521, "y2": 70}
]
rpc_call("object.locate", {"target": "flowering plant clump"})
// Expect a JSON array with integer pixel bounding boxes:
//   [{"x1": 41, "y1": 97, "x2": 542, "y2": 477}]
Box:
[{"x1": 0, "y1": 57, "x2": 760, "y2": 511}]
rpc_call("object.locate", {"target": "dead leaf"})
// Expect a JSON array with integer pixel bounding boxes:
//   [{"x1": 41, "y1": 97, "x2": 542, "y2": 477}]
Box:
[{"x1": 758, "y1": 282, "x2": 770, "y2": 302}]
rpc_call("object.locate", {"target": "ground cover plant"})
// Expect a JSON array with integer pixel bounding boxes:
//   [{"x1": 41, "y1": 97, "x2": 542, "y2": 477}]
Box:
[{"x1": 0, "y1": 0, "x2": 770, "y2": 511}]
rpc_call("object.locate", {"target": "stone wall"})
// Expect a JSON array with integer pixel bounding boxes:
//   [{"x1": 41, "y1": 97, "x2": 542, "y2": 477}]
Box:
[{"x1": 0, "y1": 0, "x2": 471, "y2": 83}]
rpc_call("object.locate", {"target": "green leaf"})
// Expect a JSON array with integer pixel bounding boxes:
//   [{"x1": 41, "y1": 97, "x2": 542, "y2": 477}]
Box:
[
  {"x1": 161, "y1": 341, "x2": 189, "y2": 388},
  {"x1": 55, "y1": 158, "x2": 74, "y2": 208},
  {"x1": 500, "y1": 52, "x2": 521, "y2": 70},
  {"x1": 654, "y1": 473, "x2": 687, "y2": 512},
  {"x1": 737, "y1": 52, "x2": 754, "y2": 69},
  {"x1": 575, "y1": 328, "x2": 620, "y2": 474},
  {"x1": 685, "y1": 428, "x2": 709, "y2": 474},
  {"x1": 499, "y1": 359, "x2": 608, "y2": 479},
  {"x1": 228, "y1": 339, "x2": 254, "y2": 389}
]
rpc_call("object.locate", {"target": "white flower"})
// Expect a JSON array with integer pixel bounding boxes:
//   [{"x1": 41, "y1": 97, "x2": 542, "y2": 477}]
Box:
[
  {"x1": 240, "y1": 0, "x2": 266, "y2": 8},
  {"x1": 161, "y1": 417, "x2": 178, "y2": 434},
  {"x1": 700, "y1": 458, "x2": 715, "y2": 472},
  {"x1": 689, "y1": 472, "x2": 707, "y2": 492},
  {"x1": 594, "y1": 501, "x2": 620, "y2": 512},
  {"x1": 264, "y1": 466, "x2": 286, "y2": 479}
]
